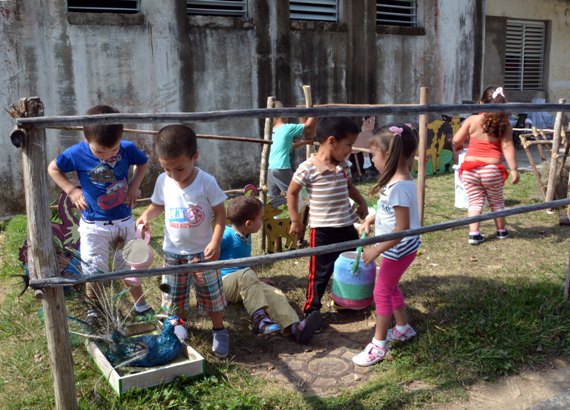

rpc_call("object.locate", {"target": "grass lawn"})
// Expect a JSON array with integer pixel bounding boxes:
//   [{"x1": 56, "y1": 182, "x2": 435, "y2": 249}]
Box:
[{"x1": 1, "y1": 172, "x2": 570, "y2": 409}]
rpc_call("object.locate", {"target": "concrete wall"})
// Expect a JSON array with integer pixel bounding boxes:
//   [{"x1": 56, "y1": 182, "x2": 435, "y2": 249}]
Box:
[
  {"x1": 485, "y1": 0, "x2": 570, "y2": 102},
  {"x1": 0, "y1": 0, "x2": 482, "y2": 217}
]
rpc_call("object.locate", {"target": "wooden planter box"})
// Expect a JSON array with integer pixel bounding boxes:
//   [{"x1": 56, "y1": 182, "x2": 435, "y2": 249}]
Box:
[{"x1": 85, "y1": 326, "x2": 204, "y2": 395}]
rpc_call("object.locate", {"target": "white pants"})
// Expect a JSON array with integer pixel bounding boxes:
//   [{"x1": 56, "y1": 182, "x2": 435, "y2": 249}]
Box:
[{"x1": 79, "y1": 217, "x2": 135, "y2": 276}]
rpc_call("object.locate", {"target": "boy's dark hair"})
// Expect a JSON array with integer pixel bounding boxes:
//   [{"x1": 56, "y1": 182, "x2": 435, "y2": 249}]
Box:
[
  {"x1": 83, "y1": 105, "x2": 123, "y2": 147},
  {"x1": 315, "y1": 117, "x2": 360, "y2": 143},
  {"x1": 155, "y1": 124, "x2": 198, "y2": 159},
  {"x1": 227, "y1": 196, "x2": 263, "y2": 227}
]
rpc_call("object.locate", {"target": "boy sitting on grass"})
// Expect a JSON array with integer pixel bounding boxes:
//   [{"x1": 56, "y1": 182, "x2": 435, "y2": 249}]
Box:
[{"x1": 220, "y1": 196, "x2": 321, "y2": 344}]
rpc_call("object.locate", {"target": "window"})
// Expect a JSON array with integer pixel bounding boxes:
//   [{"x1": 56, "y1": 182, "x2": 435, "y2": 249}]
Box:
[
  {"x1": 290, "y1": 0, "x2": 338, "y2": 22},
  {"x1": 505, "y1": 20, "x2": 545, "y2": 91},
  {"x1": 67, "y1": 0, "x2": 139, "y2": 13},
  {"x1": 187, "y1": 0, "x2": 247, "y2": 17},
  {"x1": 376, "y1": 0, "x2": 417, "y2": 27}
]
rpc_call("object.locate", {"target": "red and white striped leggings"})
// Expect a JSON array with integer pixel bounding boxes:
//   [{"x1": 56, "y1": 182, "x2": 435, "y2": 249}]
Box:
[{"x1": 462, "y1": 164, "x2": 505, "y2": 213}]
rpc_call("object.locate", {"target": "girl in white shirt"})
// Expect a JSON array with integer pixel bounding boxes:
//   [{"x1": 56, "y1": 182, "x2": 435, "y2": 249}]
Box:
[{"x1": 353, "y1": 123, "x2": 420, "y2": 367}]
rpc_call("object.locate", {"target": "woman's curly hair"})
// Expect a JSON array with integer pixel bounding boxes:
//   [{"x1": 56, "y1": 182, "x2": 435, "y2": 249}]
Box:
[{"x1": 480, "y1": 86, "x2": 510, "y2": 139}]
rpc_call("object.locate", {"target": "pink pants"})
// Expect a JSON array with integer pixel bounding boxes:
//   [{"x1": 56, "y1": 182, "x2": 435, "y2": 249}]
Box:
[
  {"x1": 462, "y1": 165, "x2": 505, "y2": 213},
  {"x1": 374, "y1": 251, "x2": 417, "y2": 316}
]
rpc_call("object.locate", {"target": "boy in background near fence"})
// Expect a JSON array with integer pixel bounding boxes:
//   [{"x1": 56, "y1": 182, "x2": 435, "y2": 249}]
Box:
[
  {"x1": 287, "y1": 117, "x2": 369, "y2": 322},
  {"x1": 267, "y1": 100, "x2": 317, "y2": 198},
  {"x1": 219, "y1": 196, "x2": 322, "y2": 344},
  {"x1": 47, "y1": 104, "x2": 153, "y2": 325},
  {"x1": 136, "y1": 124, "x2": 230, "y2": 358}
]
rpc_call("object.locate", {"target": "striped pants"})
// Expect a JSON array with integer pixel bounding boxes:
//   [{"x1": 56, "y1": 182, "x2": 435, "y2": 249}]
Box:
[{"x1": 462, "y1": 164, "x2": 505, "y2": 213}]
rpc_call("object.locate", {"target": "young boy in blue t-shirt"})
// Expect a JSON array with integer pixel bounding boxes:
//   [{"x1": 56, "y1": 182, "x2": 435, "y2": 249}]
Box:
[
  {"x1": 220, "y1": 196, "x2": 321, "y2": 344},
  {"x1": 47, "y1": 104, "x2": 153, "y2": 324}
]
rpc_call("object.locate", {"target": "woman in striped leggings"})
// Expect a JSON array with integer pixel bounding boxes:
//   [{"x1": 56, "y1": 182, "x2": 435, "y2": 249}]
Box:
[{"x1": 452, "y1": 86, "x2": 519, "y2": 245}]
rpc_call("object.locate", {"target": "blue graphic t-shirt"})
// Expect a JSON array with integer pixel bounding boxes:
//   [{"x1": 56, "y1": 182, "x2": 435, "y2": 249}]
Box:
[
  {"x1": 219, "y1": 226, "x2": 251, "y2": 277},
  {"x1": 55, "y1": 140, "x2": 148, "y2": 221}
]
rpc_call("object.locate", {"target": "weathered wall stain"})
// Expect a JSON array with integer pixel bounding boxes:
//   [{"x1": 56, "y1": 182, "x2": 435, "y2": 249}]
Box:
[{"x1": 1, "y1": 0, "x2": 481, "y2": 217}]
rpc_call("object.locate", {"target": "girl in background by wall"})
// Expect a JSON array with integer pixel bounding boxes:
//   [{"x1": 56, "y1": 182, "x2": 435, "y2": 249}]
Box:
[
  {"x1": 352, "y1": 124, "x2": 420, "y2": 367},
  {"x1": 452, "y1": 86, "x2": 519, "y2": 245}
]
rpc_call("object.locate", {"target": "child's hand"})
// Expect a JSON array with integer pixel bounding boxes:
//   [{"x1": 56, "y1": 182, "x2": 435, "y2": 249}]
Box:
[
  {"x1": 362, "y1": 247, "x2": 380, "y2": 266},
  {"x1": 289, "y1": 220, "x2": 305, "y2": 239},
  {"x1": 135, "y1": 216, "x2": 150, "y2": 234},
  {"x1": 203, "y1": 242, "x2": 221, "y2": 261},
  {"x1": 125, "y1": 185, "x2": 139, "y2": 208},
  {"x1": 357, "y1": 220, "x2": 372, "y2": 236},
  {"x1": 510, "y1": 169, "x2": 520, "y2": 185},
  {"x1": 69, "y1": 187, "x2": 88, "y2": 211}
]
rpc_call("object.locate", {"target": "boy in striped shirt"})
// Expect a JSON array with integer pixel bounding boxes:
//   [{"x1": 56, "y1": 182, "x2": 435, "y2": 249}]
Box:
[{"x1": 287, "y1": 117, "x2": 368, "y2": 319}]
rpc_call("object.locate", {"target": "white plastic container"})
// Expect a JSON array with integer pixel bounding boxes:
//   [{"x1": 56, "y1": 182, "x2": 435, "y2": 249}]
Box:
[{"x1": 453, "y1": 149, "x2": 468, "y2": 209}]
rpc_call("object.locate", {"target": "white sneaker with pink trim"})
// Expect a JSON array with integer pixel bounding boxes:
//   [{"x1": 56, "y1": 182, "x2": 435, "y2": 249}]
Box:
[
  {"x1": 386, "y1": 325, "x2": 417, "y2": 343},
  {"x1": 352, "y1": 343, "x2": 389, "y2": 367}
]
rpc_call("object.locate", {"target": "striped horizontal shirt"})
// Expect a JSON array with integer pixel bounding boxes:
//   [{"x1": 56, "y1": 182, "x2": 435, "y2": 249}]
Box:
[
  {"x1": 292, "y1": 155, "x2": 357, "y2": 228},
  {"x1": 375, "y1": 179, "x2": 421, "y2": 260}
]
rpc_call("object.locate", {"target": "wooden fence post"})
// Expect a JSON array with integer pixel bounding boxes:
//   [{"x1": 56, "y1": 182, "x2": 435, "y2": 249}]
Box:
[
  {"x1": 545, "y1": 98, "x2": 566, "y2": 205},
  {"x1": 303, "y1": 85, "x2": 313, "y2": 159},
  {"x1": 417, "y1": 87, "x2": 428, "y2": 225},
  {"x1": 16, "y1": 97, "x2": 78, "y2": 409},
  {"x1": 259, "y1": 96, "x2": 275, "y2": 253},
  {"x1": 564, "y1": 259, "x2": 570, "y2": 302}
]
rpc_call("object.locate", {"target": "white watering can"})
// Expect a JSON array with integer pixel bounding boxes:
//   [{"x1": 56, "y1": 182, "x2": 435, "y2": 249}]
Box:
[{"x1": 123, "y1": 224, "x2": 155, "y2": 270}]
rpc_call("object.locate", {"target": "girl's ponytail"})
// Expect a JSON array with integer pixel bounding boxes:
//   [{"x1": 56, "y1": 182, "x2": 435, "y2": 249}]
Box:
[{"x1": 480, "y1": 86, "x2": 510, "y2": 139}]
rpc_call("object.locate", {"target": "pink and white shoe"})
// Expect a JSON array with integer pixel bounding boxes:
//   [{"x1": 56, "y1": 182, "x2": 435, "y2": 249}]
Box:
[
  {"x1": 352, "y1": 343, "x2": 389, "y2": 367},
  {"x1": 386, "y1": 325, "x2": 417, "y2": 343}
]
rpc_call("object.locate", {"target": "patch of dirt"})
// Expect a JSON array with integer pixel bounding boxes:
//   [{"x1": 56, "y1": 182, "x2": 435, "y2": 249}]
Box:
[
  {"x1": 231, "y1": 304, "x2": 378, "y2": 396},
  {"x1": 431, "y1": 359, "x2": 570, "y2": 409},
  {"x1": 230, "y1": 299, "x2": 570, "y2": 407}
]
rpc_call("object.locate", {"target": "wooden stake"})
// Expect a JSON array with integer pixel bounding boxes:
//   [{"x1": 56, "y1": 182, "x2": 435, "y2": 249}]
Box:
[
  {"x1": 417, "y1": 87, "x2": 428, "y2": 225},
  {"x1": 519, "y1": 135, "x2": 546, "y2": 198},
  {"x1": 532, "y1": 127, "x2": 547, "y2": 161},
  {"x1": 259, "y1": 96, "x2": 275, "y2": 253},
  {"x1": 303, "y1": 85, "x2": 313, "y2": 160},
  {"x1": 544, "y1": 98, "x2": 567, "y2": 204},
  {"x1": 17, "y1": 98, "x2": 78, "y2": 409},
  {"x1": 564, "y1": 255, "x2": 570, "y2": 302}
]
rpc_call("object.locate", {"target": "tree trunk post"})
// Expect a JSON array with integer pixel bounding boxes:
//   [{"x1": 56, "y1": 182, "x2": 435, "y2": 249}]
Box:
[
  {"x1": 303, "y1": 85, "x2": 313, "y2": 159},
  {"x1": 545, "y1": 98, "x2": 567, "y2": 205},
  {"x1": 16, "y1": 97, "x2": 78, "y2": 409},
  {"x1": 417, "y1": 87, "x2": 429, "y2": 225},
  {"x1": 259, "y1": 96, "x2": 275, "y2": 253},
  {"x1": 564, "y1": 259, "x2": 570, "y2": 302}
]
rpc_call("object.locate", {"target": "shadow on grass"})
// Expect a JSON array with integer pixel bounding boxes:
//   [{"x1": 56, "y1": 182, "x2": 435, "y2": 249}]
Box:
[
  {"x1": 508, "y1": 221, "x2": 570, "y2": 243},
  {"x1": 224, "y1": 273, "x2": 568, "y2": 409},
  {"x1": 290, "y1": 273, "x2": 570, "y2": 408}
]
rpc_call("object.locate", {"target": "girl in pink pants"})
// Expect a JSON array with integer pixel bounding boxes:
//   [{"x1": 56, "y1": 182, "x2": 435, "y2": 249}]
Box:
[{"x1": 352, "y1": 124, "x2": 421, "y2": 367}]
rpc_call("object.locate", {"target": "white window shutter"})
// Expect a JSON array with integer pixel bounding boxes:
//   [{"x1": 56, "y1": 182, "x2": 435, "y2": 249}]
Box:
[
  {"x1": 376, "y1": 0, "x2": 417, "y2": 27},
  {"x1": 187, "y1": 0, "x2": 248, "y2": 17},
  {"x1": 505, "y1": 20, "x2": 545, "y2": 91},
  {"x1": 290, "y1": 0, "x2": 338, "y2": 22}
]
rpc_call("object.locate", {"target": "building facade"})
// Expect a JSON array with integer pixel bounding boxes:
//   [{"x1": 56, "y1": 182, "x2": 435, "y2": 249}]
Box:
[{"x1": 0, "y1": 0, "x2": 483, "y2": 216}]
